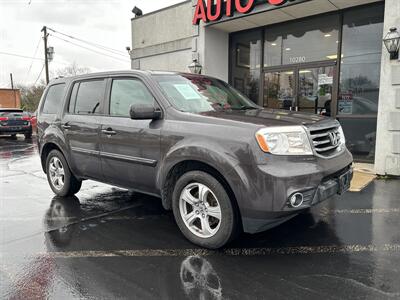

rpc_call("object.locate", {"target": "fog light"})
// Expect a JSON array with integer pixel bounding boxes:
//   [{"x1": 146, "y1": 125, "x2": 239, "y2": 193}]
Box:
[{"x1": 289, "y1": 193, "x2": 304, "y2": 208}]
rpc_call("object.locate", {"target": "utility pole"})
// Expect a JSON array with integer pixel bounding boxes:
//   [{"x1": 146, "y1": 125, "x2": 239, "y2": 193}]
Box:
[
  {"x1": 9, "y1": 73, "x2": 14, "y2": 89},
  {"x1": 10, "y1": 73, "x2": 17, "y2": 107},
  {"x1": 41, "y1": 26, "x2": 49, "y2": 84}
]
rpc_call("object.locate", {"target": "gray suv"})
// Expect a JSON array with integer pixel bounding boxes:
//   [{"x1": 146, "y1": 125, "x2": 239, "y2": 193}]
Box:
[{"x1": 37, "y1": 71, "x2": 353, "y2": 249}]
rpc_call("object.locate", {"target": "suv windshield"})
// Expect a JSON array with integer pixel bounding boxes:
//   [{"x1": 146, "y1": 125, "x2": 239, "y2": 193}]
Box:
[{"x1": 154, "y1": 74, "x2": 258, "y2": 113}]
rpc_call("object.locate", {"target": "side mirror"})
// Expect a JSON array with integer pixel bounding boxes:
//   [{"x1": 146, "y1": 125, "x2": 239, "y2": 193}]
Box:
[{"x1": 129, "y1": 104, "x2": 162, "y2": 120}]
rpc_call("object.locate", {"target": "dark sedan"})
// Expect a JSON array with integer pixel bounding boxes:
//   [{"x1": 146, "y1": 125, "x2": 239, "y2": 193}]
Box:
[{"x1": 0, "y1": 108, "x2": 33, "y2": 139}]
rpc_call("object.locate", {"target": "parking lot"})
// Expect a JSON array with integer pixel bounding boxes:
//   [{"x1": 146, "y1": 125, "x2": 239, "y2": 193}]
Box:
[{"x1": 1, "y1": 136, "x2": 400, "y2": 299}]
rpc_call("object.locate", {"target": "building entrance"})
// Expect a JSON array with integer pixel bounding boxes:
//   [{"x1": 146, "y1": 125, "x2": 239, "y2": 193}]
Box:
[{"x1": 263, "y1": 61, "x2": 336, "y2": 115}]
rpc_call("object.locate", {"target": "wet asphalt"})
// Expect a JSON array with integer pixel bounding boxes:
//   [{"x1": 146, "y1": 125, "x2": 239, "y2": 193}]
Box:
[{"x1": 0, "y1": 136, "x2": 400, "y2": 300}]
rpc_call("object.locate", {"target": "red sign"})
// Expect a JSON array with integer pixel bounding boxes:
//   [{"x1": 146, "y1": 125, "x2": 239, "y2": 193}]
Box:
[{"x1": 193, "y1": 0, "x2": 287, "y2": 25}]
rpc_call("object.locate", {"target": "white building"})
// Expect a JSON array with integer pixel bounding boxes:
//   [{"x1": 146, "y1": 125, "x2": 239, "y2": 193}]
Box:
[{"x1": 130, "y1": 0, "x2": 400, "y2": 175}]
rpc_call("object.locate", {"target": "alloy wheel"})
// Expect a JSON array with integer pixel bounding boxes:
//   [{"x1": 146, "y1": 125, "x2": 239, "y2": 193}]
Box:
[
  {"x1": 179, "y1": 182, "x2": 222, "y2": 238},
  {"x1": 49, "y1": 157, "x2": 65, "y2": 190}
]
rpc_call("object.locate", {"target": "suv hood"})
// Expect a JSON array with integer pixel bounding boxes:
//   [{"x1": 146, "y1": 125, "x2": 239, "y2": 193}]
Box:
[{"x1": 200, "y1": 108, "x2": 332, "y2": 128}]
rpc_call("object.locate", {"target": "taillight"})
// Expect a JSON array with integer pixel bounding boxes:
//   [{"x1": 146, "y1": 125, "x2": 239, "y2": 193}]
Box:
[
  {"x1": 0, "y1": 117, "x2": 8, "y2": 121},
  {"x1": 22, "y1": 116, "x2": 31, "y2": 121}
]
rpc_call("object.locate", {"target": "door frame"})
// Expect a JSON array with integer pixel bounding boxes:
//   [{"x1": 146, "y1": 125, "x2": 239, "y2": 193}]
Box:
[{"x1": 262, "y1": 59, "x2": 338, "y2": 115}]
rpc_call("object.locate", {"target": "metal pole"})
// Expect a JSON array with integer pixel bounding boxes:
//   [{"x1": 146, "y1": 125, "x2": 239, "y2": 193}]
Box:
[
  {"x1": 10, "y1": 73, "x2": 17, "y2": 107},
  {"x1": 10, "y1": 73, "x2": 14, "y2": 89},
  {"x1": 41, "y1": 26, "x2": 49, "y2": 84}
]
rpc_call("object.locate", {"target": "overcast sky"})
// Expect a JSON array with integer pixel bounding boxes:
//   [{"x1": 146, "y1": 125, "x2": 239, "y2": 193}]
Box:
[{"x1": 0, "y1": 0, "x2": 184, "y2": 88}]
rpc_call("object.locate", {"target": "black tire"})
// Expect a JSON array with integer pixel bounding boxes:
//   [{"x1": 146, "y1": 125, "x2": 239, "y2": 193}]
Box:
[
  {"x1": 10, "y1": 134, "x2": 17, "y2": 139},
  {"x1": 24, "y1": 132, "x2": 32, "y2": 139},
  {"x1": 172, "y1": 171, "x2": 239, "y2": 249},
  {"x1": 46, "y1": 149, "x2": 82, "y2": 197}
]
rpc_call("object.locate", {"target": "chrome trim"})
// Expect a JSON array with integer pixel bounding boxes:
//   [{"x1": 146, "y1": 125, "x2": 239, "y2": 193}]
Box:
[
  {"x1": 100, "y1": 151, "x2": 157, "y2": 167},
  {"x1": 71, "y1": 147, "x2": 99, "y2": 156},
  {"x1": 70, "y1": 147, "x2": 157, "y2": 166},
  {"x1": 315, "y1": 144, "x2": 339, "y2": 152},
  {"x1": 289, "y1": 193, "x2": 304, "y2": 208},
  {"x1": 306, "y1": 124, "x2": 345, "y2": 159},
  {"x1": 313, "y1": 139, "x2": 331, "y2": 146}
]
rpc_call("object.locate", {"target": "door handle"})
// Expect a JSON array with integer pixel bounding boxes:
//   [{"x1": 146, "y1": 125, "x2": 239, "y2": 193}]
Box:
[
  {"x1": 102, "y1": 129, "x2": 117, "y2": 136},
  {"x1": 62, "y1": 123, "x2": 71, "y2": 130}
]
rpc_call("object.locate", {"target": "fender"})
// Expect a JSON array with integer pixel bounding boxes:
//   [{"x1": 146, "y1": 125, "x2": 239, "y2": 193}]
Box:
[
  {"x1": 39, "y1": 124, "x2": 71, "y2": 172},
  {"x1": 157, "y1": 140, "x2": 251, "y2": 211}
]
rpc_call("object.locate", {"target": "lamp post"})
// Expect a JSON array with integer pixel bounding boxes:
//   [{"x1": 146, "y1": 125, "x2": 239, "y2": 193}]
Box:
[
  {"x1": 383, "y1": 27, "x2": 400, "y2": 60},
  {"x1": 188, "y1": 59, "x2": 202, "y2": 74}
]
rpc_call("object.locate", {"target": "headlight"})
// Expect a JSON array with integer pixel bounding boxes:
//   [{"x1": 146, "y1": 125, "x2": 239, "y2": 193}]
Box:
[
  {"x1": 256, "y1": 126, "x2": 312, "y2": 155},
  {"x1": 338, "y1": 126, "x2": 346, "y2": 150}
]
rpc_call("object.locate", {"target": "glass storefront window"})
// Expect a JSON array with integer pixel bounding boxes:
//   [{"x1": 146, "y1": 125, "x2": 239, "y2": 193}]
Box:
[
  {"x1": 338, "y1": 5, "x2": 384, "y2": 116},
  {"x1": 230, "y1": 30, "x2": 262, "y2": 104},
  {"x1": 337, "y1": 3, "x2": 384, "y2": 162},
  {"x1": 264, "y1": 15, "x2": 339, "y2": 67}
]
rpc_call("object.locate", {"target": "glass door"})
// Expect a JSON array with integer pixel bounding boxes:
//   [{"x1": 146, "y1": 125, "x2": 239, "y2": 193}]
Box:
[
  {"x1": 263, "y1": 63, "x2": 336, "y2": 115},
  {"x1": 263, "y1": 69, "x2": 296, "y2": 110},
  {"x1": 298, "y1": 66, "x2": 335, "y2": 115}
]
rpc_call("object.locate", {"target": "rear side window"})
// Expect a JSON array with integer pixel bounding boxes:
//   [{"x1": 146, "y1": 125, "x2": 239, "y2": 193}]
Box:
[
  {"x1": 110, "y1": 79, "x2": 155, "y2": 117},
  {"x1": 42, "y1": 84, "x2": 66, "y2": 114},
  {"x1": 73, "y1": 80, "x2": 105, "y2": 115}
]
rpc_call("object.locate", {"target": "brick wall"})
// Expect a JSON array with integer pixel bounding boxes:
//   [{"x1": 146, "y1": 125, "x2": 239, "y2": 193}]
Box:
[{"x1": 0, "y1": 89, "x2": 21, "y2": 108}]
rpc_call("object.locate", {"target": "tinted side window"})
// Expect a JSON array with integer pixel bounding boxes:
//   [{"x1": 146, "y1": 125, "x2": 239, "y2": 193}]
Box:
[
  {"x1": 74, "y1": 80, "x2": 105, "y2": 115},
  {"x1": 42, "y1": 84, "x2": 66, "y2": 114},
  {"x1": 110, "y1": 79, "x2": 155, "y2": 117}
]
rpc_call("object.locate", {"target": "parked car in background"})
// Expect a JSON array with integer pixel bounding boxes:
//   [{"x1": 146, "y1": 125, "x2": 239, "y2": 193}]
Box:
[
  {"x1": 37, "y1": 71, "x2": 353, "y2": 249},
  {"x1": 30, "y1": 110, "x2": 38, "y2": 134},
  {"x1": 0, "y1": 108, "x2": 33, "y2": 139}
]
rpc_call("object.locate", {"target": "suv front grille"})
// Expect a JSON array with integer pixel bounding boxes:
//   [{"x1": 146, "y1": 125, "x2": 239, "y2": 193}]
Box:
[{"x1": 309, "y1": 126, "x2": 341, "y2": 157}]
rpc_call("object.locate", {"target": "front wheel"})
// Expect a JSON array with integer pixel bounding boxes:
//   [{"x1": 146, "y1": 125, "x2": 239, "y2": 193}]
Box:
[
  {"x1": 46, "y1": 150, "x2": 82, "y2": 197},
  {"x1": 172, "y1": 171, "x2": 239, "y2": 249}
]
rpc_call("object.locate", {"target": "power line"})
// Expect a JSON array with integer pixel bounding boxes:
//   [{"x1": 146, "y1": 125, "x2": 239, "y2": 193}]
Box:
[
  {"x1": 25, "y1": 36, "x2": 42, "y2": 82},
  {"x1": 0, "y1": 51, "x2": 44, "y2": 61},
  {"x1": 49, "y1": 27, "x2": 127, "y2": 56},
  {"x1": 50, "y1": 34, "x2": 129, "y2": 63},
  {"x1": 49, "y1": 34, "x2": 130, "y2": 63},
  {"x1": 33, "y1": 64, "x2": 45, "y2": 86},
  {"x1": 47, "y1": 27, "x2": 127, "y2": 57}
]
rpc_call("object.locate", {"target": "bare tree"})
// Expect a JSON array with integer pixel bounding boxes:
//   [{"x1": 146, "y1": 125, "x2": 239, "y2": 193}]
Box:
[
  {"x1": 53, "y1": 62, "x2": 91, "y2": 78},
  {"x1": 18, "y1": 82, "x2": 46, "y2": 112}
]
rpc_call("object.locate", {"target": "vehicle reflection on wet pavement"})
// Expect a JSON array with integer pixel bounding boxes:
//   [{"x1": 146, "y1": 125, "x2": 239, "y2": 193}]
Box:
[{"x1": 1, "y1": 136, "x2": 400, "y2": 299}]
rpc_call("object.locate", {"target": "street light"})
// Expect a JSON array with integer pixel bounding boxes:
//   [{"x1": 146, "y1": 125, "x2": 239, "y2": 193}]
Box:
[
  {"x1": 188, "y1": 59, "x2": 202, "y2": 74},
  {"x1": 132, "y1": 6, "x2": 143, "y2": 17},
  {"x1": 383, "y1": 27, "x2": 400, "y2": 60}
]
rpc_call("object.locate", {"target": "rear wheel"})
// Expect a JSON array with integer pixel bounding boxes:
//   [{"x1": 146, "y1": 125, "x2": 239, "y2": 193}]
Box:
[
  {"x1": 172, "y1": 171, "x2": 239, "y2": 249},
  {"x1": 10, "y1": 134, "x2": 17, "y2": 139},
  {"x1": 24, "y1": 132, "x2": 32, "y2": 139},
  {"x1": 46, "y1": 150, "x2": 82, "y2": 197}
]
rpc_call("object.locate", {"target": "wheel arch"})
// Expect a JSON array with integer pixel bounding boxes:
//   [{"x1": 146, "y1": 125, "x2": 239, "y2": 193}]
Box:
[
  {"x1": 160, "y1": 159, "x2": 244, "y2": 231},
  {"x1": 40, "y1": 142, "x2": 68, "y2": 174}
]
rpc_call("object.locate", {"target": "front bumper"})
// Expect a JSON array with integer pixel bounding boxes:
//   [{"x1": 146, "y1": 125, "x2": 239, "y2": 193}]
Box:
[{"x1": 237, "y1": 149, "x2": 353, "y2": 233}]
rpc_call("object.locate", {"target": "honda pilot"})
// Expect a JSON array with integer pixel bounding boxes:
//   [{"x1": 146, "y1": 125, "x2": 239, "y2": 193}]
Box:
[{"x1": 37, "y1": 71, "x2": 353, "y2": 249}]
